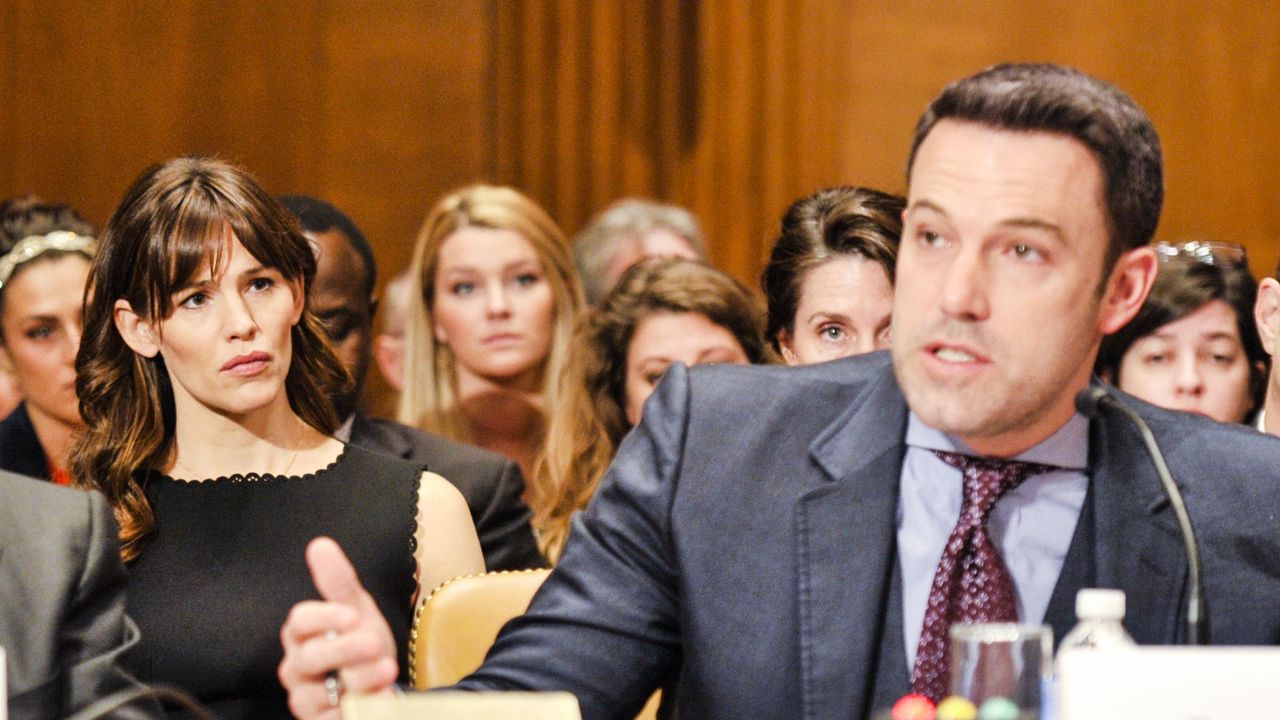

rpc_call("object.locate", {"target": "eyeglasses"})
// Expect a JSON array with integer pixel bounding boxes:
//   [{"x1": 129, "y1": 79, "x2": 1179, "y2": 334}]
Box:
[{"x1": 1153, "y1": 240, "x2": 1247, "y2": 268}]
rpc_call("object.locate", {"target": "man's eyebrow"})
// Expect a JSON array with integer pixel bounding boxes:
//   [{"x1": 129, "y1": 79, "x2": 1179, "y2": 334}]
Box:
[
  {"x1": 907, "y1": 199, "x2": 948, "y2": 217},
  {"x1": 999, "y1": 217, "x2": 1064, "y2": 240}
]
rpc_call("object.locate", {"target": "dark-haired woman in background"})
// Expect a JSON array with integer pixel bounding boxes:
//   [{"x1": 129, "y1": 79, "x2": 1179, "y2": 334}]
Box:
[
  {"x1": 71, "y1": 157, "x2": 482, "y2": 718},
  {"x1": 762, "y1": 186, "x2": 904, "y2": 365},
  {"x1": 0, "y1": 196, "x2": 96, "y2": 483},
  {"x1": 1095, "y1": 243, "x2": 1267, "y2": 425},
  {"x1": 529, "y1": 257, "x2": 769, "y2": 561}
]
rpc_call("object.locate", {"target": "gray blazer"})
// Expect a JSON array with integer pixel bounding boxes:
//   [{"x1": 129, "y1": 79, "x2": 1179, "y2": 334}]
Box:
[
  {"x1": 0, "y1": 471, "x2": 160, "y2": 719},
  {"x1": 348, "y1": 413, "x2": 547, "y2": 571},
  {"x1": 459, "y1": 352, "x2": 1280, "y2": 719}
]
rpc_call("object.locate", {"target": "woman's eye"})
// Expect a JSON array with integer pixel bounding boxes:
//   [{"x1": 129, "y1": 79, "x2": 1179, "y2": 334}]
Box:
[
  {"x1": 180, "y1": 292, "x2": 210, "y2": 309},
  {"x1": 818, "y1": 325, "x2": 847, "y2": 342},
  {"x1": 513, "y1": 272, "x2": 540, "y2": 288},
  {"x1": 248, "y1": 277, "x2": 275, "y2": 292},
  {"x1": 24, "y1": 325, "x2": 55, "y2": 341},
  {"x1": 1143, "y1": 352, "x2": 1168, "y2": 365},
  {"x1": 451, "y1": 281, "x2": 475, "y2": 296}
]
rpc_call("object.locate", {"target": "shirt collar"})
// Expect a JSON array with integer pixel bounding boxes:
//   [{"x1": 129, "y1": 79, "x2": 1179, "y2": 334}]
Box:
[{"x1": 905, "y1": 411, "x2": 1089, "y2": 470}]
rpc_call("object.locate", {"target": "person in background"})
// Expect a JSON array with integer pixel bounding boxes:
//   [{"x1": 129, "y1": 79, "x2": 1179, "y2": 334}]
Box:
[
  {"x1": 373, "y1": 268, "x2": 412, "y2": 393},
  {"x1": 399, "y1": 185, "x2": 584, "y2": 483},
  {"x1": 0, "y1": 196, "x2": 96, "y2": 483},
  {"x1": 279, "y1": 194, "x2": 546, "y2": 571},
  {"x1": 573, "y1": 198, "x2": 705, "y2": 305},
  {"x1": 72, "y1": 157, "x2": 482, "y2": 719},
  {"x1": 528, "y1": 257, "x2": 770, "y2": 561},
  {"x1": 762, "y1": 186, "x2": 903, "y2": 365},
  {"x1": 1095, "y1": 245, "x2": 1266, "y2": 425}
]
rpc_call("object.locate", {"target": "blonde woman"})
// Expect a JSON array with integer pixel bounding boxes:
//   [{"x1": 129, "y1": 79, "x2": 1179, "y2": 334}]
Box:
[{"x1": 399, "y1": 186, "x2": 583, "y2": 481}]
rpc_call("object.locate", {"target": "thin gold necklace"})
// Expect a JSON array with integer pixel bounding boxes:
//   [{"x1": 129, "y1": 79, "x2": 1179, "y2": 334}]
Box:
[{"x1": 172, "y1": 426, "x2": 304, "y2": 479}]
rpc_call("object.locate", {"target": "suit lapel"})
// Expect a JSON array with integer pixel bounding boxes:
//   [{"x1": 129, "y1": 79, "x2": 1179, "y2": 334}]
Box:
[
  {"x1": 1087, "y1": 411, "x2": 1187, "y2": 644},
  {"x1": 796, "y1": 366, "x2": 908, "y2": 719},
  {"x1": 350, "y1": 413, "x2": 414, "y2": 460}
]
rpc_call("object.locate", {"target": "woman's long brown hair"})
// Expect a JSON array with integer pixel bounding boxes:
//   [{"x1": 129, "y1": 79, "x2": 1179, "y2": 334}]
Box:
[{"x1": 69, "y1": 157, "x2": 347, "y2": 561}]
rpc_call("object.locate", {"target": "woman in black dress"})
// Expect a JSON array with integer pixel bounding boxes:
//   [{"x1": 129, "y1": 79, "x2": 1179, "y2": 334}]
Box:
[{"x1": 70, "y1": 157, "x2": 483, "y2": 718}]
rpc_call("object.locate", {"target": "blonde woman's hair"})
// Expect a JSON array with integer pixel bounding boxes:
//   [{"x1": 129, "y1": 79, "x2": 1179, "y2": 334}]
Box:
[
  {"x1": 398, "y1": 185, "x2": 583, "y2": 441},
  {"x1": 530, "y1": 257, "x2": 770, "y2": 561}
]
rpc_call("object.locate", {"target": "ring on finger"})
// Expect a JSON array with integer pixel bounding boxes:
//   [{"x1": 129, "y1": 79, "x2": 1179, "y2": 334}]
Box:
[{"x1": 324, "y1": 671, "x2": 343, "y2": 708}]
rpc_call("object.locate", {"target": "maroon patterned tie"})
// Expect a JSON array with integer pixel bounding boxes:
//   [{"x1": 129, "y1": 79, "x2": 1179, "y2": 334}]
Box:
[{"x1": 910, "y1": 450, "x2": 1057, "y2": 702}]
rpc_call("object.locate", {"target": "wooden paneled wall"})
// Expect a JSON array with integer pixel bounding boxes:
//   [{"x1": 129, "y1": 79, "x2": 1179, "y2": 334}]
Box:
[
  {"x1": 488, "y1": 0, "x2": 1280, "y2": 283},
  {"x1": 4, "y1": 1, "x2": 1280, "y2": 410}
]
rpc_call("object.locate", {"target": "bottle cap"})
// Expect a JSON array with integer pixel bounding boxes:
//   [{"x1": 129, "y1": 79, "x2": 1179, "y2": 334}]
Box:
[{"x1": 1075, "y1": 588, "x2": 1126, "y2": 620}]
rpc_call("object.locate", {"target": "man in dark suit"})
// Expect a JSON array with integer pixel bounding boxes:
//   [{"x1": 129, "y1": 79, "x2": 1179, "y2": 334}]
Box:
[
  {"x1": 278, "y1": 195, "x2": 546, "y2": 572},
  {"x1": 0, "y1": 470, "x2": 161, "y2": 719},
  {"x1": 278, "y1": 64, "x2": 1280, "y2": 719}
]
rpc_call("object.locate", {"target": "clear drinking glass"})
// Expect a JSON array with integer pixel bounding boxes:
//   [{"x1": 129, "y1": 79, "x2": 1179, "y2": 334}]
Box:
[{"x1": 948, "y1": 623, "x2": 1052, "y2": 712}]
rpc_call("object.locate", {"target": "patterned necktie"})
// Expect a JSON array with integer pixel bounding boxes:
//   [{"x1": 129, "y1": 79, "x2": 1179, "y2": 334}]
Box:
[{"x1": 910, "y1": 450, "x2": 1057, "y2": 702}]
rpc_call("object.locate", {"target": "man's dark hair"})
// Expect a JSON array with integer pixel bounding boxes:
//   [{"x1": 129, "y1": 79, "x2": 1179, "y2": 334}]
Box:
[
  {"x1": 908, "y1": 63, "x2": 1164, "y2": 268},
  {"x1": 278, "y1": 194, "x2": 377, "y2": 299}
]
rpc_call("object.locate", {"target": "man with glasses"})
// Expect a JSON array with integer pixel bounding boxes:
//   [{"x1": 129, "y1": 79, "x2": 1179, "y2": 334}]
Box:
[{"x1": 279, "y1": 64, "x2": 1280, "y2": 720}]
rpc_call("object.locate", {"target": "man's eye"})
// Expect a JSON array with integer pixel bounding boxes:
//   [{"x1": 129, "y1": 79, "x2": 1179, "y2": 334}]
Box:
[{"x1": 1010, "y1": 243, "x2": 1045, "y2": 262}]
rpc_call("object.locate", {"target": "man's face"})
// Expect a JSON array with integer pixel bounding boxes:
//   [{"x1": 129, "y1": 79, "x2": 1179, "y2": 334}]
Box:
[
  {"x1": 891, "y1": 120, "x2": 1142, "y2": 457},
  {"x1": 309, "y1": 228, "x2": 374, "y2": 419}
]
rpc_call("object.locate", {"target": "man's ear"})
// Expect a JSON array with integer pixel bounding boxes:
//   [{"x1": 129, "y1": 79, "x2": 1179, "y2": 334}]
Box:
[
  {"x1": 1255, "y1": 278, "x2": 1280, "y2": 358},
  {"x1": 1098, "y1": 246, "x2": 1158, "y2": 335},
  {"x1": 114, "y1": 299, "x2": 160, "y2": 358}
]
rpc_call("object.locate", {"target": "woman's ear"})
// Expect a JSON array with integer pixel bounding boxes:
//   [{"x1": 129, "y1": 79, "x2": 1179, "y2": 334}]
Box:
[
  {"x1": 114, "y1": 300, "x2": 160, "y2": 358},
  {"x1": 289, "y1": 277, "x2": 306, "y2": 326},
  {"x1": 776, "y1": 330, "x2": 800, "y2": 366}
]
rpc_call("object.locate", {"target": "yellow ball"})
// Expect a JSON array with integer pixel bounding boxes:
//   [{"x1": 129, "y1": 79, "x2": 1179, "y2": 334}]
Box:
[{"x1": 935, "y1": 695, "x2": 978, "y2": 720}]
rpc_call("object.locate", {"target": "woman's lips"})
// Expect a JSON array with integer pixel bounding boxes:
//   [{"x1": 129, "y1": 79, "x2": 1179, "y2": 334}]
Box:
[{"x1": 222, "y1": 351, "x2": 271, "y2": 375}]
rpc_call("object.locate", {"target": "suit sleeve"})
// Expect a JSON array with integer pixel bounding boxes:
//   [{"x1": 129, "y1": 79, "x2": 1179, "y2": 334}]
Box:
[
  {"x1": 59, "y1": 491, "x2": 164, "y2": 720},
  {"x1": 475, "y1": 460, "x2": 551, "y2": 571},
  {"x1": 454, "y1": 363, "x2": 691, "y2": 720}
]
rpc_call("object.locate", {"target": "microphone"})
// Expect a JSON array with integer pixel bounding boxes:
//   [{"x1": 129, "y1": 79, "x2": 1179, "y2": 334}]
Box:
[{"x1": 1074, "y1": 386, "x2": 1208, "y2": 645}]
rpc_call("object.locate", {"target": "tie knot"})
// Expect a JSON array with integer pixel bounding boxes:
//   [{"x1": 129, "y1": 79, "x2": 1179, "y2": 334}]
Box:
[{"x1": 932, "y1": 450, "x2": 1057, "y2": 515}]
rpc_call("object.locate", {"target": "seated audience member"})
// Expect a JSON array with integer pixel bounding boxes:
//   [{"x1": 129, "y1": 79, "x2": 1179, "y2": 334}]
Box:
[
  {"x1": 71, "y1": 158, "x2": 482, "y2": 719},
  {"x1": 529, "y1": 257, "x2": 770, "y2": 561},
  {"x1": 1095, "y1": 245, "x2": 1266, "y2": 425},
  {"x1": 280, "y1": 65, "x2": 1280, "y2": 720},
  {"x1": 1252, "y1": 257, "x2": 1280, "y2": 434},
  {"x1": 1, "y1": 469, "x2": 161, "y2": 719},
  {"x1": 279, "y1": 194, "x2": 546, "y2": 571},
  {"x1": 374, "y1": 268, "x2": 412, "y2": 393},
  {"x1": 0, "y1": 196, "x2": 96, "y2": 483},
  {"x1": 399, "y1": 186, "x2": 584, "y2": 483},
  {"x1": 573, "y1": 198, "x2": 705, "y2": 304},
  {"x1": 762, "y1": 186, "x2": 904, "y2": 364}
]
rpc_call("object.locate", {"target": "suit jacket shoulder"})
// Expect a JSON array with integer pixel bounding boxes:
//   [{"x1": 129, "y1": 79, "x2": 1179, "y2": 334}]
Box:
[
  {"x1": 348, "y1": 414, "x2": 547, "y2": 571},
  {"x1": 0, "y1": 471, "x2": 161, "y2": 719}
]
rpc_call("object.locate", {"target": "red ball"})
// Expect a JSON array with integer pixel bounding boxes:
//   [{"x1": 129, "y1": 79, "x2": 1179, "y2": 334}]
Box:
[{"x1": 892, "y1": 693, "x2": 938, "y2": 720}]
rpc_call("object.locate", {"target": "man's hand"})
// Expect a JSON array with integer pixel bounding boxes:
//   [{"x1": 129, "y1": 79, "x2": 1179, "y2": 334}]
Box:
[{"x1": 279, "y1": 537, "x2": 399, "y2": 720}]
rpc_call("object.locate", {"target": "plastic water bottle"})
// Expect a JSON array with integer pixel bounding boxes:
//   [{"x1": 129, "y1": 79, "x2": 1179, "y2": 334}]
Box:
[
  {"x1": 1045, "y1": 589, "x2": 1137, "y2": 720},
  {"x1": 1059, "y1": 588, "x2": 1137, "y2": 650}
]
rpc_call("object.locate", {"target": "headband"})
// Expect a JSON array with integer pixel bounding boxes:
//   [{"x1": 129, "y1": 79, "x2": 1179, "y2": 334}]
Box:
[{"x1": 0, "y1": 231, "x2": 97, "y2": 292}]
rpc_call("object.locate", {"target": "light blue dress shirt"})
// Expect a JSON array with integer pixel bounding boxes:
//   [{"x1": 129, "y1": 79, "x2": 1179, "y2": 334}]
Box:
[{"x1": 898, "y1": 412, "x2": 1090, "y2": 667}]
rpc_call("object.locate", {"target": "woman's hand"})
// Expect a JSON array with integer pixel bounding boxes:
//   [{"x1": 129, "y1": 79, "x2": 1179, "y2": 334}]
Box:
[{"x1": 279, "y1": 537, "x2": 399, "y2": 720}]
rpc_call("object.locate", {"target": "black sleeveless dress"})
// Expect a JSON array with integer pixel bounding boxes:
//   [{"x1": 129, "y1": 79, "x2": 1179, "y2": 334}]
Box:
[{"x1": 124, "y1": 444, "x2": 422, "y2": 719}]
